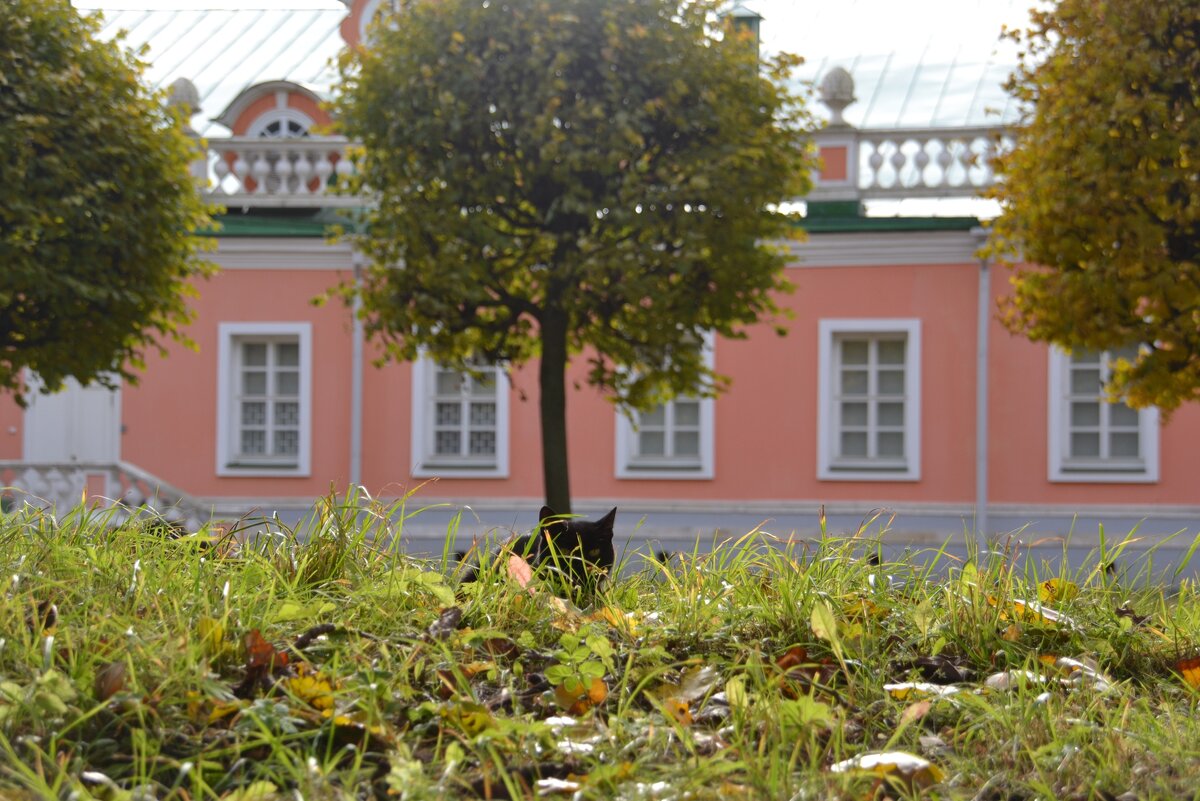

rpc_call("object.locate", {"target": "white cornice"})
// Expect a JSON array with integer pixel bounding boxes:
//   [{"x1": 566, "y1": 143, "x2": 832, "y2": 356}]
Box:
[
  {"x1": 215, "y1": 238, "x2": 354, "y2": 271},
  {"x1": 784, "y1": 230, "x2": 986, "y2": 268}
]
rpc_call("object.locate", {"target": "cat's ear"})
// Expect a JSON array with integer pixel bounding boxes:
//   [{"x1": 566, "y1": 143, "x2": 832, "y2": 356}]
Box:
[
  {"x1": 597, "y1": 507, "x2": 617, "y2": 530},
  {"x1": 538, "y1": 506, "x2": 557, "y2": 527}
]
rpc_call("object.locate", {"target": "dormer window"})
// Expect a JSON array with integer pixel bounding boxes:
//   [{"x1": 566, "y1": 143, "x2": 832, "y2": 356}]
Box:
[{"x1": 255, "y1": 118, "x2": 310, "y2": 139}]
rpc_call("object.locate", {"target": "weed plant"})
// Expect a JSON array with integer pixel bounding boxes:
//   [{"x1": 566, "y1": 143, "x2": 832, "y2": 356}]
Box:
[{"x1": 0, "y1": 491, "x2": 1198, "y2": 800}]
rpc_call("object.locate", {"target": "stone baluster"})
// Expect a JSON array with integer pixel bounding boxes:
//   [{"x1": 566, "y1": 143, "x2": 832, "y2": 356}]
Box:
[
  {"x1": 293, "y1": 150, "x2": 313, "y2": 195},
  {"x1": 275, "y1": 150, "x2": 294, "y2": 195},
  {"x1": 232, "y1": 152, "x2": 251, "y2": 194},
  {"x1": 251, "y1": 153, "x2": 270, "y2": 194},
  {"x1": 213, "y1": 157, "x2": 231, "y2": 194},
  {"x1": 314, "y1": 152, "x2": 334, "y2": 195}
]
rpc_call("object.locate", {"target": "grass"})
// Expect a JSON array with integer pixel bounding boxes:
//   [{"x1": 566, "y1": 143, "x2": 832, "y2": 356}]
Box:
[{"x1": 1, "y1": 490, "x2": 1199, "y2": 800}]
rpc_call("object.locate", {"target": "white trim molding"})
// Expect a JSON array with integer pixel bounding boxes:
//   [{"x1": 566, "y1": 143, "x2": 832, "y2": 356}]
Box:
[
  {"x1": 1046, "y1": 347, "x2": 1159, "y2": 483},
  {"x1": 410, "y1": 357, "x2": 509, "y2": 479},
  {"x1": 216, "y1": 322, "x2": 312, "y2": 477},
  {"x1": 817, "y1": 318, "x2": 922, "y2": 481},
  {"x1": 215, "y1": 238, "x2": 354, "y2": 271},
  {"x1": 786, "y1": 231, "x2": 982, "y2": 268}
]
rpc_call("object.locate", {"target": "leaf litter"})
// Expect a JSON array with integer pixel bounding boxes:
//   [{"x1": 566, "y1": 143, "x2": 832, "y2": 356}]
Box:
[{"x1": 1, "y1": 499, "x2": 1199, "y2": 800}]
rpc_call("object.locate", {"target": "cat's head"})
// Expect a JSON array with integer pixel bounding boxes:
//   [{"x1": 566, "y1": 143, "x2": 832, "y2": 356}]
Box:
[{"x1": 538, "y1": 506, "x2": 617, "y2": 580}]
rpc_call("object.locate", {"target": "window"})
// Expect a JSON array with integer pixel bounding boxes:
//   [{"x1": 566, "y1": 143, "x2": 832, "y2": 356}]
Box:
[
  {"x1": 246, "y1": 108, "x2": 313, "y2": 139},
  {"x1": 411, "y1": 358, "x2": 509, "y2": 477},
  {"x1": 817, "y1": 319, "x2": 921, "y2": 481},
  {"x1": 615, "y1": 338, "x2": 715, "y2": 479},
  {"x1": 1047, "y1": 347, "x2": 1159, "y2": 482},
  {"x1": 216, "y1": 323, "x2": 311, "y2": 476}
]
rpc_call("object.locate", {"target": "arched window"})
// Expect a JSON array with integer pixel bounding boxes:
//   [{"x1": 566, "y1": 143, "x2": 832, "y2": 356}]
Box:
[{"x1": 246, "y1": 108, "x2": 314, "y2": 139}]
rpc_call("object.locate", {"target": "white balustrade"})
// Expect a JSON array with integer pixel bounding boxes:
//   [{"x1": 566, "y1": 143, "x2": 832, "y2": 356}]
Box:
[
  {"x1": 0, "y1": 461, "x2": 212, "y2": 532},
  {"x1": 204, "y1": 137, "x2": 363, "y2": 208},
  {"x1": 810, "y1": 125, "x2": 1014, "y2": 201}
]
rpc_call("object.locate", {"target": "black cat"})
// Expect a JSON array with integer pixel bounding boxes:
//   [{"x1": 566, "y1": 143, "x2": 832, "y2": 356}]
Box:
[{"x1": 458, "y1": 506, "x2": 616, "y2": 587}]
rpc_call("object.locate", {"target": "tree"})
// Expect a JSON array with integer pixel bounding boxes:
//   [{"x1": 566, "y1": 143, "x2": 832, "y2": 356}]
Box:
[
  {"x1": 989, "y1": 0, "x2": 1200, "y2": 414},
  {"x1": 334, "y1": 0, "x2": 814, "y2": 512},
  {"x1": 0, "y1": 0, "x2": 214, "y2": 403}
]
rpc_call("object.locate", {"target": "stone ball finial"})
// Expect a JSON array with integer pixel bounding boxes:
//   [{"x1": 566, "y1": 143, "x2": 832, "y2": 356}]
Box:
[
  {"x1": 167, "y1": 77, "x2": 201, "y2": 116},
  {"x1": 818, "y1": 66, "x2": 856, "y2": 127}
]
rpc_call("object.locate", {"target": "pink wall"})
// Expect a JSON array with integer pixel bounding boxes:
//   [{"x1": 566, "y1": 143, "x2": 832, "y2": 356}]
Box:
[
  {"x1": 988, "y1": 265, "x2": 1200, "y2": 506},
  {"x1": 381, "y1": 260, "x2": 983, "y2": 506},
  {"x1": 13, "y1": 245, "x2": 1199, "y2": 514},
  {"x1": 0, "y1": 393, "x2": 21, "y2": 459},
  {"x1": 122, "y1": 268, "x2": 355, "y2": 499}
]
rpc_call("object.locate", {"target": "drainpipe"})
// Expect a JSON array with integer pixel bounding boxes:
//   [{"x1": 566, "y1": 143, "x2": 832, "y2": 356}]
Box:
[
  {"x1": 349, "y1": 250, "x2": 365, "y2": 488},
  {"x1": 973, "y1": 227, "x2": 990, "y2": 545}
]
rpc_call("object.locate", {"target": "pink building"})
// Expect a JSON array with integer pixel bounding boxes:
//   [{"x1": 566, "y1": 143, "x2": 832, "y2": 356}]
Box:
[{"x1": 4, "y1": 0, "x2": 1198, "y2": 553}]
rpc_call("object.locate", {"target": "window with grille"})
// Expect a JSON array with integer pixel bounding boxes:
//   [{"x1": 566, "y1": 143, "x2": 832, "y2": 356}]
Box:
[
  {"x1": 818, "y1": 320, "x2": 921, "y2": 481},
  {"x1": 412, "y1": 358, "x2": 508, "y2": 477},
  {"x1": 615, "y1": 337, "x2": 715, "y2": 479},
  {"x1": 1048, "y1": 347, "x2": 1158, "y2": 482},
  {"x1": 217, "y1": 324, "x2": 311, "y2": 476}
]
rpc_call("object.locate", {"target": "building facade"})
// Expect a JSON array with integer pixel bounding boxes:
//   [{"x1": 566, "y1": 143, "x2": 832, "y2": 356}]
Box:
[{"x1": 4, "y1": 0, "x2": 1198, "y2": 554}]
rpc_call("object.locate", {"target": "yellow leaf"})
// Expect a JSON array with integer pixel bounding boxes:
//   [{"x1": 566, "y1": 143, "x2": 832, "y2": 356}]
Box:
[
  {"x1": 554, "y1": 676, "x2": 607, "y2": 714},
  {"x1": 662, "y1": 697, "x2": 693, "y2": 726},
  {"x1": 1038, "y1": 578, "x2": 1079, "y2": 604},
  {"x1": 1175, "y1": 656, "x2": 1200, "y2": 690},
  {"x1": 286, "y1": 673, "x2": 335, "y2": 711}
]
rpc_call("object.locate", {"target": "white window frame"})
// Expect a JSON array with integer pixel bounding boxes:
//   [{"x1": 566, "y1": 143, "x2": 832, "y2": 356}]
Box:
[
  {"x1": 410, "y1": 356, "x2": 509, "y2": 478},
  {"x1": 246, "y1": 105, "x2": 314, "y2": 139},
  {"x1": 216, "y1": 322, "x2": 312, "y2": 477},
  {"x1": 614, "y1": 338, "x2": 715, "y2": 480},
  {"x1": 817, "y1": 319, "x2": 921, "y2": 481},
  {"x1": 1047, "y1": 347, "x2": 1159, "y2": 483}
]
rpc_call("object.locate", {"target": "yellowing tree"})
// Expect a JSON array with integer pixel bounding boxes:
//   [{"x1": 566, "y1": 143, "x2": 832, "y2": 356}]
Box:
[
  {"x1": 335, "y1": 0, "x2": 814, "y2": 511},
  {"x1": 990, "y1": 0, "x2": 1200, "y2": 413},
  {"x1": 0, "y1": 0, "x2": 214, "y2": 402}
]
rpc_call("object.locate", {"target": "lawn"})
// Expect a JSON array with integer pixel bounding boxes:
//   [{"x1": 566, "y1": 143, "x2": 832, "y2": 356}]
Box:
[{"x1": 1, "y1": 492, "x2": 1199, "y2": 800}]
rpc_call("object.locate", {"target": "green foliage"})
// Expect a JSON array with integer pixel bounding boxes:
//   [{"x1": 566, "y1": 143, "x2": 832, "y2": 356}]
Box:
[
  {"x1": 2, "y1": 496, "x2": 1200, "y2": 800},
  {"x1": 989, "y1": 0, "x2": 1200, "y2": 413},
  {"x1": 0, "y1": 0, "x2": 215, "y2": 402},
  {"x1": 334, "y1": 0, "x2": 815, "y2": 508}
]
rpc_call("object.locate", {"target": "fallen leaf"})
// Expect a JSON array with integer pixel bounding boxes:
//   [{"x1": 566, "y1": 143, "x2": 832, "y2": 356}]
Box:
[
  {"x1": 1115, "y1": 605, "x2": 1150, "y2": 626},
  {"x1": 234, "y1": 630, "x2": 289, "y2": 699},
  {"x1": 1038, "y1": 578, "x2": 1079, "y2": 604},
  {"x1": 93, "y1": 660, "x2": 127, "y2": 702},
  {"x1": 984, "y1": 669, "x2": 1050, "y2": 691},
  {"x1": 286, "y1": 669, "x2": 335, "y2": 711},
  {"x1": 899, "y1": 699, "x2": 933, "y2": 726},
  {"x1": 508, "y1": 554, "x2": 534, "y2": 589},
  {"x1": 775, "y1": 646, "x2": 808, "y2": 672},
  {"x1": 427, "y1": 607, "x2": 464, "y2": 641},
  {"x1": 554, "y1": 676, "x2": 607, "y2": 714},
  {"x1": 662, "y1": 697, "x2": 693, "y2": 726},
  {"x1": 197, "y1": 617, "x2": 229, "y2": 659},
  {"x1": 884, "y1": 682, "x2": 960, "y2": 701},
  {"x1": 1174, "y1": 656, "x2": 1200, "y2": 690},
  {"x1": 829, "y1": 751, "x2": 945, "y2": 789},
  {"x1": 810, "y1": 600, "x2": 839, "y2": 644},
  {"x1": 890, "y1": 655, "x2": 973, "y2": 684},
  {"x1": 440, "y1": 701, "x2": 495, "y2": 737},
  {"x1": 480, "y1": 637, "x2": 519, "y2": 659},
  {"x1": 27, "y1": 600, "x2": 58, "y2": 634}
]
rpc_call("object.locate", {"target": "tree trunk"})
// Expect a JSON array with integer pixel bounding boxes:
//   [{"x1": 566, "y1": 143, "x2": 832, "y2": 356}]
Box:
[{"x1": 538, "y1": 307, "x2": 572, "y2": 514}]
